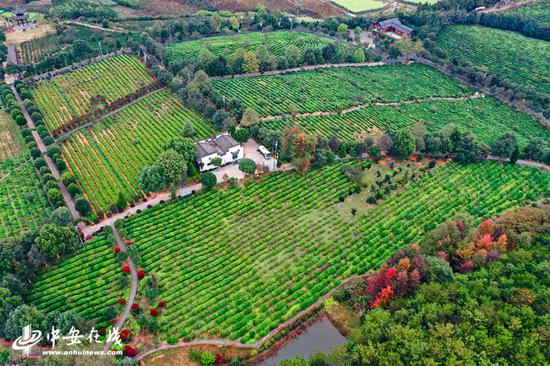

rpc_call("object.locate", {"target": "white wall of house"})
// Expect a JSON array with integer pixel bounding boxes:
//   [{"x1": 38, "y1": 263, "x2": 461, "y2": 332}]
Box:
[{"x1": 199, "y1": 145, "x2": 244, "y2": 172}]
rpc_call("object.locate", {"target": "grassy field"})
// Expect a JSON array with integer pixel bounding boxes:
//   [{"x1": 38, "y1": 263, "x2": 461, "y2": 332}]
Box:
[
  {"x1": 62, "y1": 89, "x2": 214, "y2": 215},
  {"x1": 165, "y1": 30, "x2": 344, "y2": 64},
  {"x1": 265, "y1": 97, "x2": 549, "y2": 146},
  {"x1": 27, "y1": 232, "x2": 122, "y2": 327},
  {"x1": 435, "y1": 25, "x2": 550, "y2": 103},
  {"x1": 331, "y1": 0, "x2": 386, "y2": 12},
  {"x1": 213, "y1": 64, "x2": 474, "y2": 117},
  {"x1": 26, "y1": 160, "x2": 549, "y2": 341},
  {"x1": 32, "y1": 54, "x2": 156, "y2": 135},
  {"x1": 0, "y1": 157, "x2": 52, "y2": 240},
  {"x1": 0, "y1": 110, "x2": 24, "y2": 162}
]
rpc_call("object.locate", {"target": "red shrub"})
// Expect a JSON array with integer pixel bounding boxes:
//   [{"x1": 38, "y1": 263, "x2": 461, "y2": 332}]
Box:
[
  {"x1": 120, "y1": 328, "x2": 132, "y2": 341},
  {"x1": 114, "y1": 247, "x2": 121, "y2": 254},
  {"x1": 370, "y1": 286, "x2": 394, "y2": 309},
  {"x1": 117, "y1": 298, "x2": 126, "y2": 305},
  {"x1": 215, "y1": 354, "x2": 225, "y2": 365},
  {"x1": 137, "y1": 269, "x2": 145, "y2": 279},
  {"x1": 459, "y1": 260, "x2": 474, "y2": 273},
  {"x1": 126, "y1": 241, "x2": 133, "y2": 246},
  {"x1": 123, "y1": 345, "x2": 137, "y2": 357},
  {"x1": 99, "y1": 328, "x2": 106, "y2": 336},
  {"x1": 122, "y1": 266, "x2": 131, "y2": 273},
  {"x1": 158, "y1": 301, "x2": 166, "y2": 308},
  {"x1": 150, "y1": 308, "x2": 158, "y2": 316},
  {"x1": 131, "y1": 303, "x2": 140, "y2": 312}
]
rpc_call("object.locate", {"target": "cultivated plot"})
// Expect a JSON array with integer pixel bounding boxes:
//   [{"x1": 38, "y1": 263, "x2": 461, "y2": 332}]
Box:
[{"x1": 62, "y1": 89, "x2": 214, "y2": 214}]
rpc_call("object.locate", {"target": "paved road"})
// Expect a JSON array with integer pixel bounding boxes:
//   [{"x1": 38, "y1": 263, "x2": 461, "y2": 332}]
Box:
[
  {"x1": 11, "y1": 85, "x2": 80, "y2": 219},
  {"x1": 81, "y1": 140, "x2": 291, "y2": 237},
  {"x1": 7, "y1": 45, "x2": 17, "y2": 64},
  {"x1": 487, "y1": 155, "x2": 550, "y2": 171},
  {"x1": 103, "y1": 225, "x2": 138, "y2": 352}
]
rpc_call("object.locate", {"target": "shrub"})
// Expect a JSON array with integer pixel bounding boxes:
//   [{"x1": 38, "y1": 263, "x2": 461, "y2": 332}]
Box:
[
  {"x1": 75, "y1": 198, "x2": 92, "y2": 216},
  {"x1": 200, "y1": 172, "x2": 217, "y2": 190},
  {"x1": 61, "y1": 172, "x2": 76, "y2": 186},
  {"x1": 239, "y1": 158, "x2": 256, "y2": 174},
  {"x1": 67, "y1": 183, "x2": 81, "y2": 196}
]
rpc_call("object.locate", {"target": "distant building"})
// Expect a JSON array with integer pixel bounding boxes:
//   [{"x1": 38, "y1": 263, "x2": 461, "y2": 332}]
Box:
[
  {"x1": 196, "y1": 133, "x2": 243, "y2": 172},
  {"x1": 12, "y1": 8, "x2": 29, "y2": 26},
  {"x1": 374, "y1": 18, "x2": 415, "y2": 37}
]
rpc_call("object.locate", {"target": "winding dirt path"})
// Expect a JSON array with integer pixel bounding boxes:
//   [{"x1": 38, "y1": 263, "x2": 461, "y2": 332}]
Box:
[
  {"x1": 103, "y1": 225, "x2": 138, "y2": 352},
  {"x1": 260, "y1": 93, "x2": 484, "y2": 122}
]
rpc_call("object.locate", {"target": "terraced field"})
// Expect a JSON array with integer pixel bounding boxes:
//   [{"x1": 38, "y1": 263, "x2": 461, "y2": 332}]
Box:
[
  {"x1": 0, "y1": 110, "x2": 24, "y2": 162},
  {"x1": 27, "y1": 233, "x2": 122, "y2": 327},
  {"x1": 212, "y1": 64, "x2": 474, "y2": 117},
  {"x1": 105, "y1": 161, "x2": 547, "y2": 343},
  {"x1": 62, "y1": 90, "x2": 214, "y2": 215},
  {"x1": 0, "y1": 157, "x2": 52, "y2": 240},
  {"x1": 436, "y1": 25, "x2": 550, "y2": 99},
  {"x1": 17, "y1": 35, "x2": 61, "y2": 64},
  {"x1": 265, "y1": 97, "x2": 550, "y2": 146},
  {"x1": 165, "y1": 30, "x2": 343, "y2": 64},
  {"x1": 32, "y1": 54, "x2": 156, "y2": 135}
]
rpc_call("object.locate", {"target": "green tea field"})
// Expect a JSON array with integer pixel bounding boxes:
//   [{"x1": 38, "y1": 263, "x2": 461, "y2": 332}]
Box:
[
  {"x1": 25, "y1": 161, "x2": 545, "y2": 342},
  {"x1": 165, "y1": 30, "x2": 343, "y2": 64},
  {"x1": 265, "y1": 97, "x2": 550, "y2": 146},
  {"x1": 0, "y1": 157, "x2": 52, "y2": 240},
  {"x1": 32, "y1": 54, "x2": 156, "y2": 135},
  {"x1": 213, "y1": 63, "x2": 474, "y2": 117},
  {"x1": 62, "y1": 89, "x2": 214, "y2": 215}
]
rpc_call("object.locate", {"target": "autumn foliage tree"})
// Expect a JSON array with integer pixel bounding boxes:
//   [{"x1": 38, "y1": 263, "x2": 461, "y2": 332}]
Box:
[{"x1": 280, "y1": 124, "x2": 316, "y2": 171}]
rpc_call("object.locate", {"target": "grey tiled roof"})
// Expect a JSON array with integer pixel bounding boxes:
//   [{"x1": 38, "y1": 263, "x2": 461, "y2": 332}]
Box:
[
  {"x1": 378, "y1": 18, "x2": 414, "y2": 34},
  {"x1": 196, "y1": 134, "x2": 240, "y2": 159}
]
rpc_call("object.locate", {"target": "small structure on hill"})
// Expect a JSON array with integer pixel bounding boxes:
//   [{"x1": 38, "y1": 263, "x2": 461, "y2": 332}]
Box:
[
  {"x1": 12, "y1": 8, "x2": 29, "y2": 26},
  {"x1": 374, "y1": 18, "x2": 415, "y2": 37},
  {"x1": 196, "y1": 133, "x2": 243, "y2": 171}
]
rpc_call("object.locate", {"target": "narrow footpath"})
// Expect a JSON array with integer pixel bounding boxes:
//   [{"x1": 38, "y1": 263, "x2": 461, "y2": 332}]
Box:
[
  {"x1": 11, "y1": 84, "x2": 80, "y2": 219},
  {"x1": 103, "y1": 225, "x2": 138, "y2": 352}
]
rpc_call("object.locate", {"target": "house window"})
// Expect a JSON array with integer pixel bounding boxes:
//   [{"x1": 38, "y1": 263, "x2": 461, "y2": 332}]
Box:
[{"x1": 232, "y1": 151, "x2": 238, "y2": 159}]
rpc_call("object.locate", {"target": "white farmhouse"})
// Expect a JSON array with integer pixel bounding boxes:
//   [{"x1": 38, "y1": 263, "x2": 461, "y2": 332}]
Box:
[{"x1": 196, "y1": 133, "x2": 243, "y2": 172}]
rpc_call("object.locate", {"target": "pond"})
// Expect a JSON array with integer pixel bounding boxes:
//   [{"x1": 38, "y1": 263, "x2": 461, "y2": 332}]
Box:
[{"x1": 257, "y1": 317, "x2": 347, "y2": 365}]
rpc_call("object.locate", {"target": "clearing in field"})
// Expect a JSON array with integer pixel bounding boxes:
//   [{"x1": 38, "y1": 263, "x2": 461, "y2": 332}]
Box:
[
  {"x1": 61, "y1": 89, "x2": 214, "y2": 215},
  {"x1": 0, "y1": 157, "x2": 52, "y2": 240},
  {"x1": 32, "y1": 54, "x2": 157, "y2": 135},
  {"x1": 435, "y1": 25, "x2": 550, "y2": 109},
  {"x1": 265, "y1": 97, "x2": 550, "y2": 146},
  {"x1": 213, "y1": 63, "x2": 474, "y2": 117},
  {"x1": 29, "y1": 161, "x2": 546, "y2": 342},
  {"x1": 331, "y1": 0, "x2": 386, "y2": 12},
  {"x1": 0, "y1": 110, "x2": 24, "y2": 162},
  {"x1": 165, "y1": 30, "x2": 344, "y2": 64}
]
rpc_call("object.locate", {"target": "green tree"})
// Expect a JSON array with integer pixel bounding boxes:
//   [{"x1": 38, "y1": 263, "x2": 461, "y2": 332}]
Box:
[
  {"x1": 211, "y1": 157, "x2": 222, "y2": 167},
  {"x1": 75, "y1": 198, "x2": 92, "y2": 216},
  {"x1": 240, "y1": 107, "x2": 260, "y2": 127},
  {"x1": 198, "y1": 47, "x2": 214, "y2": 64},
  {"x1": 115, "y1": 192, "x2": 128, "y2": 211},
  {"x1": 165, "y1": 137, "x2": 197, "y2": 162},
  {"x1": 200, "y1": 172, "x2": 217, "y2": 190},
  {"x1": 510, "y1": 147, "x2": 520, "y2": 164},
  {"x1": 230, "y1": 16, "x2": 240, "y2": 30},
  {"x1": 187, "y1": 162, "x2": 199, "y2": 179},
  {"x1": 239, "y1": 158, "x2": 256, "y2": 174},
  {"x1": 455, "y1": 133, "x2": 487, "y2": 163},
  {"x1": 200, "y1": 351, "x2": 216, "y2": 366},
  {"x1": 353, "y1": 49, "x2": 365, "y2": 63},
  {"x1": 182, "y1": 122, "x2": 196, "y2": 137},
  {"x1": 391, "y1": 129, "x2": 416, "y2": 158},
  {"x1": 138, "y1": 165, "x2": 164, "y2": 194},
  {"x1": 242, "y1": 51, "x2": 259, "y2": 73},
  {"x1": 521, "y1": 137, "x2": 547, "y2": 161},
  {"x1": 394, "y1": 35, "x2": 423, "y2": 59},
  {"x1": 51, "y1": 207, "x2": 73, "y2": 227},
  {"x1": 156, "y1": 149, "x2": 187, "y2": 187},
  {"x1": 233, "y1": 127, "x2": 250, "y2": 142},
  {"x1": 35, "y1": 224, "x2": 79, "y2": 258},
  {"x1": 491, "y1": 132, "x2": 518, "y2": 158},
  {"x1": 285, "y1": 45, "x2": 302, "y2": 67}
]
